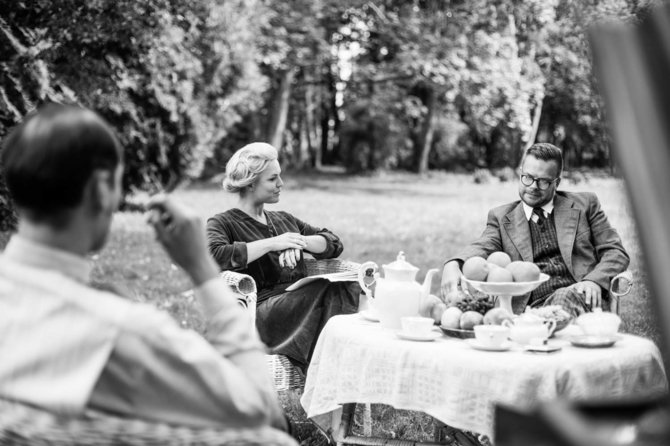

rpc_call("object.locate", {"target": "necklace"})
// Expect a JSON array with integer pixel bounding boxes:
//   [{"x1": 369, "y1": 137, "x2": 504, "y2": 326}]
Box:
[{"x1": 265, "y1": 211, "x2": 279, "y2": 236}]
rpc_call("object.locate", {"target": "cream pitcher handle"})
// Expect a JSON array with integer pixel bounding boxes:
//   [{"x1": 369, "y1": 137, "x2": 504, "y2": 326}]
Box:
[{"x1": 358, "y1": 262, "x2": 379, "y2": 296}]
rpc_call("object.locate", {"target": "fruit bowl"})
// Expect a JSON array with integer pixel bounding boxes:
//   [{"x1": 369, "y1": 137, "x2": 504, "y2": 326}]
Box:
[
  {"x1": 461, "y1": 273, "x2": 550, "y2": 296},
  {"x1": 439, "y1": 326, "x2": 475, "y2": 339},
  {"x1": 461, "y1": 274, "x2": 550, "y2": 315}
]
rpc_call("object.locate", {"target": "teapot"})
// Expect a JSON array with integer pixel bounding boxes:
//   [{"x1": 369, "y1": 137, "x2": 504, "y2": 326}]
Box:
[
  {"x1": 358, "y1": 251, "x2": 438, "y2": 329},
  {"x1": 575, "y1": 308, "x2": 621, "y2": 336},
  {"x1": 503, "y1": 312, "x2": 556, "y2": 344}
]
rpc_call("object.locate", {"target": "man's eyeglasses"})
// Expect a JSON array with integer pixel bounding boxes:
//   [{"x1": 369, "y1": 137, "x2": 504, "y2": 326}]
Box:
[{"x1": 519, "y1": 173, "x2": 559, "y2": 190}]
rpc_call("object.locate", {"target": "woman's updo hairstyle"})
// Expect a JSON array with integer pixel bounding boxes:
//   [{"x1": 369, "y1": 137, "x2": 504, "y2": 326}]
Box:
[{"x1": 223, "y1": 142, "x2": 279, "y2": 193}]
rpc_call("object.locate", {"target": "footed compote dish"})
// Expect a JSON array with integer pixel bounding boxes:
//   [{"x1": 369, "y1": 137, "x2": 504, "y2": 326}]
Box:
[{"x1": 461, "y1": 273, "x2": 550, "y2": 315}]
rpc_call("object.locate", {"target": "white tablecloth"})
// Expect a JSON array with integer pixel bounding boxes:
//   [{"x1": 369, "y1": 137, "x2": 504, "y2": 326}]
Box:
[{"x1": 300, "y1": 314, "x2": 667, "y2": 438}]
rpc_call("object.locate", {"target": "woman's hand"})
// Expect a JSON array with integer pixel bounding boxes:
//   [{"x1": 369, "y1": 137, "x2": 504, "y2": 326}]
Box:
[
  {"x1": 271, "y1": 232, "x2": 307, "y2": 251},
  {"x1": 279, "y1": 248, "x2": 302, "y2": 269}
]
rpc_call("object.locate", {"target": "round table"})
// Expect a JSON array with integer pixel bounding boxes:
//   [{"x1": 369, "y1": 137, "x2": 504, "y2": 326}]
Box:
[{"x1": 300, "y1": 314, "x2": 667, "y2": 441}]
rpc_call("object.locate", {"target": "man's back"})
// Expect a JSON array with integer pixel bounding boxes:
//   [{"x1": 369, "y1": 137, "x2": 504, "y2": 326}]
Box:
[{"x1": 0, "y1": 236, "x2": 282, "y2": 429}]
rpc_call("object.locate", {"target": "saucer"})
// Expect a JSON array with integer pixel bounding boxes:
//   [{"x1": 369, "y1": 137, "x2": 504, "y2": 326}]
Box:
[
  {"x1": 570, "y1": 334, "x2": 622, "y2": 348},
  {"x1": 360, "y1": 310, "x2": 380, "y2": 322},
  {"x1": 396, "y1": 331, "x2": 441, "y2": 342},
  {"x1": 465, "y1": 339, "x2": 512, "y2": 352}
]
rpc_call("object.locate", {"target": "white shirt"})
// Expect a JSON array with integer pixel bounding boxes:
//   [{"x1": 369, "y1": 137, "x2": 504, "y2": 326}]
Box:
[
  {"x1": 0, "y1": 236, "x2": 282, "y2": 428},
  {"x1": 522, "y1": 199, "x2": 555, "y2": 223}
]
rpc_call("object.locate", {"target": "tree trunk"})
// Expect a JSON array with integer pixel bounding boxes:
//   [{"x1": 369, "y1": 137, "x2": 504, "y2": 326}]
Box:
[
  {"x1": 304, "y1": 79, "x2": 320, "y2": 168},
  {"x1": 416, "y1": 87, "x2": 436, "y2": 174},
  {"x1": 524, "y1": 94, "x2": 544, "y2": 154},
  {"x1": 266, "y1": 68, "x2": 294, "y2": 150}
]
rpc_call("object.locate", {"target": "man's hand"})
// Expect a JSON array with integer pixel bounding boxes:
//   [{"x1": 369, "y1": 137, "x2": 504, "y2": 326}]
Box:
[
  {"x1": 440, "y1": 261, "x2": 462, "y2": 299},
  {"x1": 569, "y1": 280, "x2": 602, "y2": 309},
  {"x1": 279, "y1": 248, "x2": 302, "y2": 269},
  {"x1": 145, "y1": 194, "x2": 219, "y2": 286}
]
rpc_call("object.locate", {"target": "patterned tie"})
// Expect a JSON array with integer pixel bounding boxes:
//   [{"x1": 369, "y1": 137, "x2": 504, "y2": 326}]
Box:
[{"x1": 533, "y1": 207, "x2": 546, "y2": 225}]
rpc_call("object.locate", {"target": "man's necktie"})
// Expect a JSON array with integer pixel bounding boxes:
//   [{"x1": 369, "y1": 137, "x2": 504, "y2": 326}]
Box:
[{"x1": 533, "y1": 207, "x2": 546, "y2": 225}]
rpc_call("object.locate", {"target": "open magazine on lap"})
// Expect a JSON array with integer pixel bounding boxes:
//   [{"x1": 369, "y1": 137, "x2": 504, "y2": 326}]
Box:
[{"x1": 285, "y1": 270, "x2": 359, "y2": 291}]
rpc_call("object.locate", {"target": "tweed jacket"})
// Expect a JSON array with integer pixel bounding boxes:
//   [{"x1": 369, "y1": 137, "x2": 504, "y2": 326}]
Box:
[{"x1": 450, "y1": 191, "x2": 630, "y2": 293}]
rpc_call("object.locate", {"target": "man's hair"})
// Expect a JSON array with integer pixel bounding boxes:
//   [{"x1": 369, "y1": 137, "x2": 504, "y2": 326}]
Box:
[
  {"x1": 1, "y1": 103, "x2": 123, "y2": 218},
  {"x1": 521, "y1": 143, "x2": 563, "y2": 176}
]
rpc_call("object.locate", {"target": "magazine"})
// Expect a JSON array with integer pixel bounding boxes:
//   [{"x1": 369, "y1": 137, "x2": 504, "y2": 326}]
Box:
[{"x1": 285, "y1": 270, "x2": 359, "y2": 291}]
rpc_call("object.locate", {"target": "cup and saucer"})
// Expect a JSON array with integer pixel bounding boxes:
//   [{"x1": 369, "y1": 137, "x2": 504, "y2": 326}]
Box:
[
  {"x1": 466, "y1": 325, "x2": 512, "y2": 352},
  {"x1": 396, "y1": 316, "x2": 441, "y2": 342},
  {"x1": 359, "y1": 308, "x2": 381, "y2": 322}
]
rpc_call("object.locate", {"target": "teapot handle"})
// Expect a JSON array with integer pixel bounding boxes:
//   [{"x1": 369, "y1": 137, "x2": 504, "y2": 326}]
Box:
[
  {"x1": 544, "y1": 319, "x2": 557, "y2": 334},
  {"x1": 502, "y1": 319, "x2": 514, "y2": 328},
  {"x1": 357, "y1": 262, "x2": 379, "y2": 297}
]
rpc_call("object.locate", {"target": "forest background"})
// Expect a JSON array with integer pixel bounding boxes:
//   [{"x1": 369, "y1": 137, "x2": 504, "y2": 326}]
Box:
[{"x1": 0, "y1": 0, "x2": 665, "y2": 226}]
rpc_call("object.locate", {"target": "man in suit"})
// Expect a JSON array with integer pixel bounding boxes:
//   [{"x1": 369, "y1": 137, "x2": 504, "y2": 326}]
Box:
[{"x1": 441, "y1": 143, "x2": 629, "y2": 316}]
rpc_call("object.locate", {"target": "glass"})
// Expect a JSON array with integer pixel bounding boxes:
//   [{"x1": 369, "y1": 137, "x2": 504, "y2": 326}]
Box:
[{"x1": 519, "y1": 173, "x2": 558, "y2": 190}]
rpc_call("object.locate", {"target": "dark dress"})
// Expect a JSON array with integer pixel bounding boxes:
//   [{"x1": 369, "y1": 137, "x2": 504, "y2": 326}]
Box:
[{"x1": 206, "y1": 209, "x2": 360, "y2": 371}]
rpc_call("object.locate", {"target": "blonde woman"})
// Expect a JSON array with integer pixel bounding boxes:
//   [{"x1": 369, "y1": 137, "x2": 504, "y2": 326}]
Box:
[{"x1": 207, "y1": 143, "x2": 359, "y2": 373}]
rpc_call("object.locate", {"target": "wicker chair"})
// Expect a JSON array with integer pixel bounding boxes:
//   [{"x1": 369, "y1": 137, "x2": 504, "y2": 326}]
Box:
[
  {"x1": 0, "y1": 397, "x2": 297, "y2": 446},
  {"x1": 221, "y1": 258, "x2": 362, "y2": 392}
]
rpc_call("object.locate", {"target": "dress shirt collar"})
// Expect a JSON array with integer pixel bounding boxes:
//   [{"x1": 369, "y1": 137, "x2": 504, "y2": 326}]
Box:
[
  {"x1": 3, "y1": 235, "x2": 92, "y2": 284},
  {"x1": 522, "y1": 199, "x2": 554, "y2": 221}
]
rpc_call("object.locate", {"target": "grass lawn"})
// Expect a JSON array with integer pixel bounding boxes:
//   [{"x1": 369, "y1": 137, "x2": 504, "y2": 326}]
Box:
[{"x1": 1, "y1": 171, "x2": 662, "y2": 444}]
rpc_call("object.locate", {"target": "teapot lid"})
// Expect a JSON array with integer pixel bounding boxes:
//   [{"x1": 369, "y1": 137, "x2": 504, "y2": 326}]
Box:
[
  {"x1": 576, "y1": 308, "x2": 621, "y2": 325},
  {"x1": 383, "y1": 251, "x2": 419, "y2": 274}
]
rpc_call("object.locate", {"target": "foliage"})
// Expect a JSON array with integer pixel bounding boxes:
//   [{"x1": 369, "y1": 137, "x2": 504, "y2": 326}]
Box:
[
  {"x1": 0, "y1": 0, "x2": 269, "y2": 195},
  {"x1": 0, "y1": 0, "x2": 659, "y2": 224}
]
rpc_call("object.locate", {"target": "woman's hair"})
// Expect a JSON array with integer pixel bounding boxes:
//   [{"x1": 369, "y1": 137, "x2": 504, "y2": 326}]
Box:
[{"x1": 222, "y1": 142, "x2": 278, "y2": 193}]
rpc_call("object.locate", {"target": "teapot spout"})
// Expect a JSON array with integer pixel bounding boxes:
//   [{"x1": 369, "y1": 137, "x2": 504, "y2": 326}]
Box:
[{"x1": 421, "y1": 268, "x2": 439, "y2": 296}]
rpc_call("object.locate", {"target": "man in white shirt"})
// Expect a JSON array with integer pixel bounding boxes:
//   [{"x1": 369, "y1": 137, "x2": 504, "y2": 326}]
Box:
[
  {"x1": 0, "y1": 104, "x2": 286, "y2": 431},
  {"x1": 441, "y1": 143, "x2": 629, "y2": 317}
]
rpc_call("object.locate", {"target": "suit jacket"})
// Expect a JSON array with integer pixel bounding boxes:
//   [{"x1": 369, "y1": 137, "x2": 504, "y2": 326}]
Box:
[{"x1": 450, "y1": 191, "x2": 630, "y2": 295}]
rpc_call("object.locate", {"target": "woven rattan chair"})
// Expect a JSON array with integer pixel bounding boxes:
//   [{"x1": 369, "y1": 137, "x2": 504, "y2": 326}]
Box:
[
  {"x1": 0, "y1": 397, "x2": 297, "y2": 446},
  {"x1": 222, "y1": 257, "x2": 362, "y2": 392}
]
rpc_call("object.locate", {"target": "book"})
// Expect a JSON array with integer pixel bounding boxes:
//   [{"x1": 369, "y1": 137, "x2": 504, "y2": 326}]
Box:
[{"x1": 285, "y1": 270, "x2": 359, "y2": 291}]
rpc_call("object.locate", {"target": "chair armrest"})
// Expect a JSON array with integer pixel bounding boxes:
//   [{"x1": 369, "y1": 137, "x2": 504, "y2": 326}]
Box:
[
  {"x1": 609, "y1": 270, "x2": 634, "y2": 315},
  {"x1": 0, "y1": 398, "x2": 297, "y2": 446},
  {"x1": 220, "y1": 271, "x2": 257, "y2": 325},
  {"x1": 611, "y1": 271, "x2": 633, "y2": 296}
]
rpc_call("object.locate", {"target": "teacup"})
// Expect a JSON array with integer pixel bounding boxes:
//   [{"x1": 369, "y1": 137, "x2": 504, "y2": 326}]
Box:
[
  {"x1": 474, "y1": 325, "x2": 510, "y2": 348},
  {"x1": 400, "y1": 316, "x2": 434, "y2": 337},
  {"x1": 503, "y1": 317, "x2": 555, "y2": 345}
]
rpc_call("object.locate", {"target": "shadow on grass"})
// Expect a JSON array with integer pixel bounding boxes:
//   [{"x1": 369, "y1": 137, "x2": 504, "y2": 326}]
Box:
[{"x1": 280, "y1": 389, "x2": 441, "y2": 446}]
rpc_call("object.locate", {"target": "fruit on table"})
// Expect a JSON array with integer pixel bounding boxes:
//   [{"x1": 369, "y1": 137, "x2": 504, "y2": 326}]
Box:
[
  {"x1": 444, "y1": 289, "x2": 467, "y2": 307},
  {"x1": 455, "y1": 294, "x2": 494, "y2": 315},
  {"x1": 483, "y1": 307, "x2": 514, "y2": 325},
  {"x1": 506, "y1": 261, "x2": 541, "y2": 282},
  {"x1": 486, "y1": 265, "x2": 514, "y2": 282},
  {"x1": 430, "y1": 302, "x2": 448, "y2": 325},
  {"x1": 487, "y1": 251, "x2": 512, "y2": 268},
  {"x1": 419, "y1": 294, "x2": 443, "y2": 319},
  {"x1": 441, "y1": 306, "x2": 463, "y2": 329},
  {"x1": 460, "y1": 310, "x2": 484, "y2": 330},
  {"x1": 462, "y1": 257, "x2": 489, "y2": 281}
]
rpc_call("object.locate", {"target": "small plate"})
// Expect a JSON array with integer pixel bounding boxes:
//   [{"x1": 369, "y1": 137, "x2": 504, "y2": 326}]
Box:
[
  {"x1": 396, "y1": 331, "x2": 442, "y2": 342},
  {"x1": 359, "y1": 310, "x2": 380, "y2": 322},
  {"x1": 465, "y1": 339, "x2": 512, "y2": 352},
  {"x1": 570, "y1": 335, "x2": 622, "y2": 348},
  {"x1": 439, "y1": 326, "x2": 475, "y2": 339}
]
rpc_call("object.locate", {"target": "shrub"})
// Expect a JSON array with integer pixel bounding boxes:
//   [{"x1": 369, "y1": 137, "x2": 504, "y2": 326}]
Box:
[
  {"x1": 495, "y1": 167, "x2": 516, "y2": 183},
  {"x1": 473, "y1": 168, "x2": 493, "y2": 184}
]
